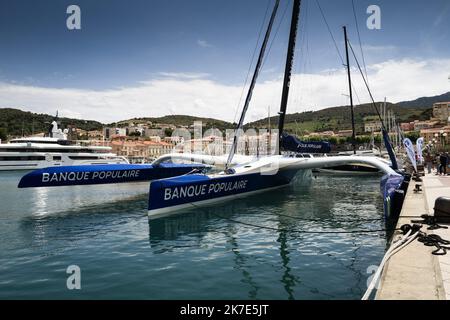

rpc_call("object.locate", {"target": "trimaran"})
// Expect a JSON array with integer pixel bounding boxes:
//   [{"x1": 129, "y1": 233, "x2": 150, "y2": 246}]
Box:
[
  {"x1": 18, "y1": 0, "x2": 409, "y2": 220},
  {"x1": 146, "y1": 0, "x2": 408, "y2": 219}
]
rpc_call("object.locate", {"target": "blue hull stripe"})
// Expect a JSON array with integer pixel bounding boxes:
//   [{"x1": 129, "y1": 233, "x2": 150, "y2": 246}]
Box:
[{"x1": 18, "y1": 163, "x2": 206, "y2": 188}]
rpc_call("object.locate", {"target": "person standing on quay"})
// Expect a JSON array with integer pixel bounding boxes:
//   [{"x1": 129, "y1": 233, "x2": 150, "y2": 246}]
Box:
[
  {"x1": 439, "y1": 153, "x2": 448, "y2": 175},
  {"x1": 425, "y1": 152, "x2": 433, "y2": 174}
]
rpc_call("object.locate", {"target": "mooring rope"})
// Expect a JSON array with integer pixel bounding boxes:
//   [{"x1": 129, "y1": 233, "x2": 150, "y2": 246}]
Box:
[{"x1": 362, "y1": 224, "x2": 421, "y2": 300}]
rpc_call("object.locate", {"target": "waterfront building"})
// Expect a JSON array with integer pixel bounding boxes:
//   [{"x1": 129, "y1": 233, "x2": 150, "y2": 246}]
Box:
[
  {"x1": 110, "y1": 139, "x2": 175, "y2": 162},
  {"x1": 163, "y1": 136, "x2": 184, "y2": 144}
]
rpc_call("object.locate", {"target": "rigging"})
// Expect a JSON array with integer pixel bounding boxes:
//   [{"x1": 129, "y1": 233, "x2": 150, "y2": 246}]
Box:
[
  {"x1": 226, "y1": 0, "x2": 281, "y2": 169},
  {"x1": 347, "y1": 40, "x2": 399, "y2": 170},
  {"x1": 232, "y1": 0, "x2": 272, "y2": 125},
  {"x1": 351, "y1": 0, "x2": 369, "y2": 84}
]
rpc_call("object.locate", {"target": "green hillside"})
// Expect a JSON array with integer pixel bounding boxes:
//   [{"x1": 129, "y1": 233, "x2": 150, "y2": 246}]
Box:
[
  {"x1": 108, "y1": 115, "x2": 235, "y2": 132},
  {"x1": 246, "y1": 102, "x2": 431, "y2": 135},
  {"x1": 0, "y1": 89, "x2": 442, "y2": 141},
  {"x1": 0, "y1": 108, "x2": 103, "y2": 139},
  {"x1": 395, "y1": 91, "x2": 450, "y2": 109}
]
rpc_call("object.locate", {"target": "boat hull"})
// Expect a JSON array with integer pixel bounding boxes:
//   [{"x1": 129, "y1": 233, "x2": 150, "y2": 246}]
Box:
[
  {"x1": 0, "y1": 152, "x2": 128, "y2": 171},
  {"x1": 18, "y1": 163, "x2": 207, "y2": 188},
  {"x1": 148, "y1": 168, "x2": 304, "y2": 218},
  {"x1": 380, "y1": 173, "x2": 409, "y2": 219}
]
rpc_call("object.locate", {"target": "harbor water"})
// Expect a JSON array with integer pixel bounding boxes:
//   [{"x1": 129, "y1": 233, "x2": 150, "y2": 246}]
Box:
[{"x1": 0, "y1": 170, "x2": 388, "y2": 299}]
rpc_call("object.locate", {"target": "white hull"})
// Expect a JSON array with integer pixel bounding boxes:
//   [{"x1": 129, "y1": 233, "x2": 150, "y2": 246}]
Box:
[
  {"x1": 315, "y1": 168, "x2": 381, "y2": 175},
  {"x1": 160, "y1": 153, "x2": 398, "y2": 175},
  {"x1": 0, "y1": 152, "x2": 128, "y2": 171}
]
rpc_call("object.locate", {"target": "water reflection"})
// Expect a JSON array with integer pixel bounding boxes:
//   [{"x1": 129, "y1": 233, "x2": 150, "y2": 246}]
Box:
[
  {"x1": 1, "y1": 170, "x2": 389, "y2": 299},
  {"x1": 147, "y1": 178, "x2": 388, "y2": 299},
  {"x1": 18, "y1": 194, "x2": 147, "y2": 253},
  {"x1": 0, "y1": 170, "x2": 149, "y2": 217}
]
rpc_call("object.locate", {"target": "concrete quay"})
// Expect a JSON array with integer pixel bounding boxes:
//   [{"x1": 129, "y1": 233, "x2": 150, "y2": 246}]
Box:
[{"x1": 376, "y1": 173, "x2": 450, "y2": 300}]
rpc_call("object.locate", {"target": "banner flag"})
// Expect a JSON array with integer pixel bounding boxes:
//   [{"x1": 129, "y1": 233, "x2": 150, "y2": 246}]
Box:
[
  {"x1": 416, "y1": 137, "x2": 424, "y2": 164},
  {"x1": 403, "y1": 138, "x2": 417, "y2": 172}
]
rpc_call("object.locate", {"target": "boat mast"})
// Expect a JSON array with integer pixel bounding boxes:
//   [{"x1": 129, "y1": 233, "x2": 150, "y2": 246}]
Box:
[
  {"x1": 268, "y1": 106, "x2": 271, "y2": 155},
  {"x1": 225, "y1": 0, "x2": 280, "y2": 169},
  {"x1": 343, "y1": 26, "x2": 356, "y2": 155},
  {"x1": 277, "y1": 0, "x2": 301, "y2": 155}
]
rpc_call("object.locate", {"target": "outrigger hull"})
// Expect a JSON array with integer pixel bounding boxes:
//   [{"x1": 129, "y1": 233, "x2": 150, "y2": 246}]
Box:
[
  {"x1": 18, "y1": 163, "x2": 207, "y2": 188},
  {"x1": 380, "y1": 173, "x2": 409, "y2": 219}
]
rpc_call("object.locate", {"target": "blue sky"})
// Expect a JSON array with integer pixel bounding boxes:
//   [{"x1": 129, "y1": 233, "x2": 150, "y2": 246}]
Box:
[{"x1": 0, "y1": 0, "x2": 449, "y2": 122}]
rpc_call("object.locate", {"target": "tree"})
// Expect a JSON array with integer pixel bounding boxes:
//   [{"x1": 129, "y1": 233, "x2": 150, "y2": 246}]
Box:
[
  {"x1": 404, "y1": 131, "x2": 420, "y2": 143},
  {"x1": 327, "y1": 137, "x2": 338, "y2": 144},
  {"x1": 129, "y1": 131, "x2": 141, "y2": 137},
  {"x1": 164, "y1": 128, "x2": 173, "y2": 137},
  {"x1": 0, "y1": 128, "x2": 7, "y2": 142}
]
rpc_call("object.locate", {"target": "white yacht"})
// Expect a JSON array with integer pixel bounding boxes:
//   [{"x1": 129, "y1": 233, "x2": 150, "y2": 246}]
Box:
[{"x1": 0, "y1": 121, "x2": 128, "y2": 171}]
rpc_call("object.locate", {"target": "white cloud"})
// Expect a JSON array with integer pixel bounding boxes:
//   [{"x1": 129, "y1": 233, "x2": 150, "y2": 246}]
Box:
[
  {"x1": 360, "y1": 44, "x2": 398, "y2": 54},
  {"x1": 0, "y1": 58, "x2": 449, "y2": 124},
  {"x1": 197, "y1": 39, "x2": 213, "y2": 48},
  {"x1": 156, "y1": 72, "x2": 210, "y2": 79}
]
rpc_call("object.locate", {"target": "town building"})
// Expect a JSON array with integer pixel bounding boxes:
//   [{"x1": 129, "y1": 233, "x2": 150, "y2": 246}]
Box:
[
  {"x1": 110, "y1": 139, "x2": 174, "y2": 162},
  {"x1": 364, "y1": 121, "x2": 382, "y2": 133},
  {"x1": 144, "y1": 141, "x2": 173, "y2": 158},
  {"x1": 87, "y1": 130, "x2": 104, "y2": 140},
  {"x1": 432, "y1": 102, "x2": 450, "y2": 122},
  {"x1": 103, "y1": 127, "x2": 128, "y2": 139},
  {"x1": 163, "y1": 136, "x2": 184, "y2": 144},
  {"x1": 307, "y1": 131, "x2": 335, "y2": 137},
  {"x1": 400, "y1": 122, "x2": 414, "y2": 131},
  {"x1": 144, "y1": 128, "x2": 164, "y2": 137},
  {"x1": 419, "y1": 126, "x2": 450, "y2": 147},
  {"x1": 336, "y1": 130, "x2": 353, "y2": 137},
  {"x1": 413, "y1": 121, "x2": 433, "y2": 131},
  {"x1": 399, "y1": 120, "x2": 440, "y2": 132}
]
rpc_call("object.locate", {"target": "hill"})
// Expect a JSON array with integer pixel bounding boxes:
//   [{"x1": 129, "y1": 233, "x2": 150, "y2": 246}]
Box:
[
  {"x1": 0, "y1": 108, "x2": 103, "y2": 138},
  {"x1": 246, "y1": 91, "x2": 448, "y2": 134},
  {"x1": 395, "y1": 91, "x2": 450, "y2": 109},
  {"x1": 245, "y1": 102, "x2": 430, "y2": 135},
  {"x1": 1, "y1": 90, "x2": 446, "y2": 140},
  {"x1": 107, "y1": 115, "x2": 235, "y2": 132}
]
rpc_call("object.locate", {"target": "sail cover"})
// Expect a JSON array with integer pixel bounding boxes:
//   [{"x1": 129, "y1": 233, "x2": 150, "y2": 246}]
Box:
[{"x1": 280, "y1": 133, "x2": 331, "y2": 154}]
